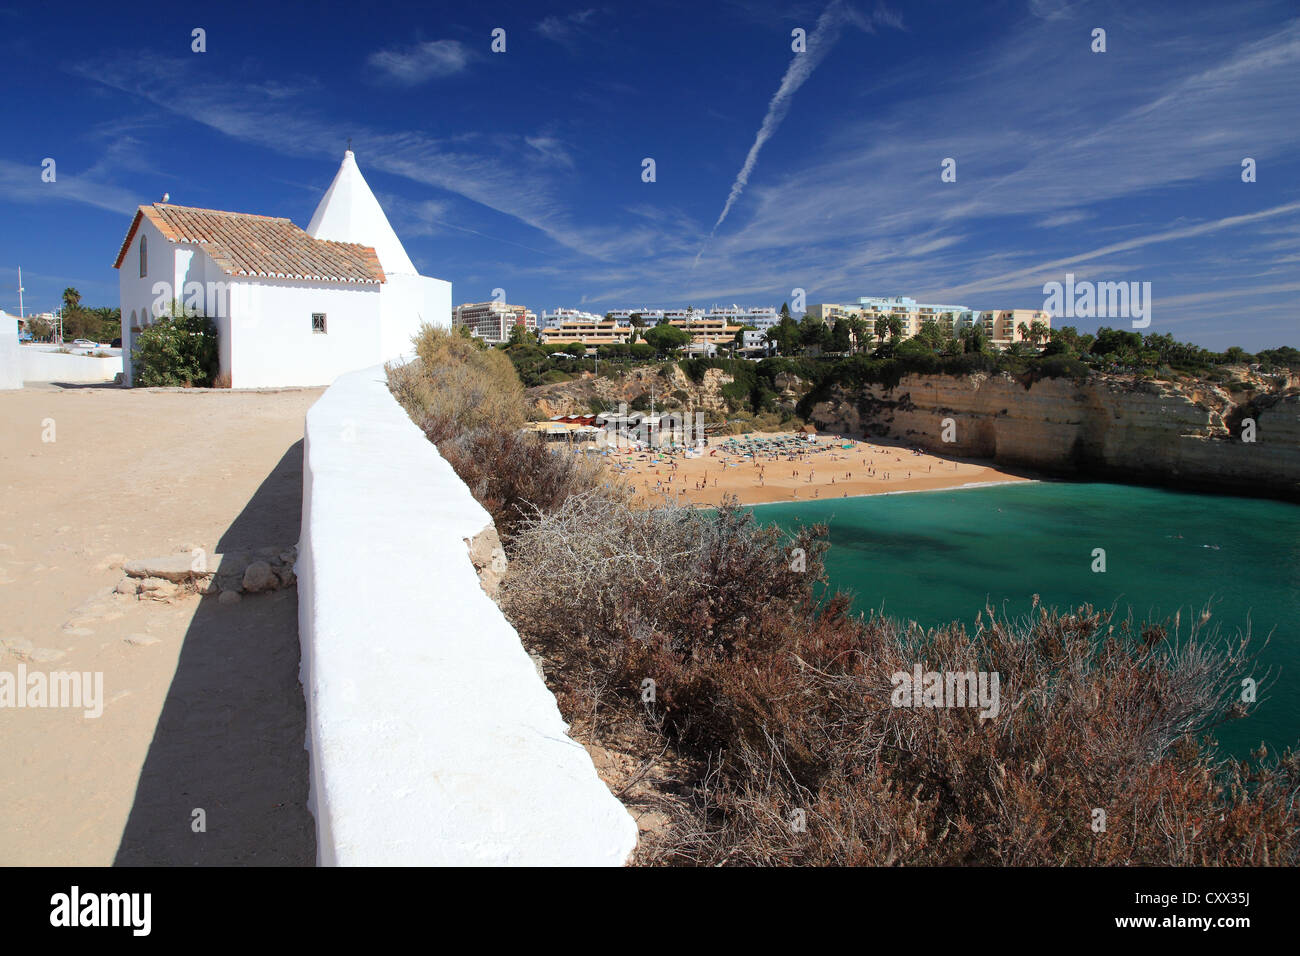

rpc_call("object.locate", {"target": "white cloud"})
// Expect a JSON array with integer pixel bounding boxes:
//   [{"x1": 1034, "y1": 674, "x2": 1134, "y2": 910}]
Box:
[
  {"x1": 535, "y1": 10, "x2": 597, "y2": 49},
  {"x1": 367, "y1": 40, "x2": 471, "y2": 85},
  {"x1": 526, "y1": 136, "x2": 575, "y2": 169},
  {"x1": 0, "y1": 158, "x2": 141, "y2": 215},
  {"x1": 696, "y1": 0, "x2": 903, "y2": 263}
]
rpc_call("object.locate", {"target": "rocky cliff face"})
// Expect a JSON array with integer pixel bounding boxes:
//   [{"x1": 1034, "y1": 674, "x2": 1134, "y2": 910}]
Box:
[
  {"x1": 528, "y1": 365, "x2": 735, "y2": 418},
  {"x1": 809, "y1": 372, "x2": 1300, "y2": 501}
]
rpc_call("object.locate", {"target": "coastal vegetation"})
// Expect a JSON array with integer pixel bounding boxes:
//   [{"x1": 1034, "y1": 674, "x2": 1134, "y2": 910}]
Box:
[
  {"x1": 504, "y1": 323, "x2": 1297, "y2": 430},
  {"x1": 389, "y1": 323, "x2": 1299, "y2": 866}
]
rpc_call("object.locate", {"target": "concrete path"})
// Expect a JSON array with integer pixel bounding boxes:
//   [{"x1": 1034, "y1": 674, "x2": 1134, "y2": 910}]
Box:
[{"x1": 0, "y1": 384, "x2": 321, "y2": 865}]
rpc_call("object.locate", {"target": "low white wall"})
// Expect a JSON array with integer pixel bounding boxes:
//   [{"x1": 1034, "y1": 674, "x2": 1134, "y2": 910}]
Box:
[
  {"x1": 20, "y1": 346, "x2": 122, "y2": 383},
  {"x1": 298, "y1": 363, "x2": 638, "y2": 865},
  {"x1": 0, "y1": 319, "x2": 19, "y2": 389}
]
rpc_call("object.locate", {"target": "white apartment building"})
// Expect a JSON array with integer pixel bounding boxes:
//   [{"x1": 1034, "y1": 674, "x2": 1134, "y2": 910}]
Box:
[
  {"x1": 707, "y1": 305, "x2": 780, "y2": 329},
  {"x1": 806, "y1": 297, "x2": 1050, "y2": 348},
  {"x1": 605, "y1": 305, "x2": 778, "y2": 329},
  {"x1": 452, "y1": 301, "x2": 537, "y2": 344},
  {"x1": 605, "y1": 308, "x2": 666, "y2": 324},
  {"x1": 538, "y1": 307, "x2": 603, "y2": 330},
  {"x1": 538, "y1": 318, "x2": 633, "y2": 345}
]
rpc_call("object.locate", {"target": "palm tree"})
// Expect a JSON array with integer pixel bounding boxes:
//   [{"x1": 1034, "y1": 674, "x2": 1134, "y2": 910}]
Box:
[{"x1": 848, "y1": 315, "x2": 871, "y2": 354}]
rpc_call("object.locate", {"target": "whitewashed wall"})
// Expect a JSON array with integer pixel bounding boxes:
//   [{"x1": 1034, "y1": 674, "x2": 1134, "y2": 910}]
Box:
[
  {"x1": 228, "y1": 279, "x2": 383, "y2": 389},
  {"x1": 297, "y1": 364, "x2": 638, "y2": 865},
  {"x1": 380, "y1": 274, "x2": 451, "y2": 361},
  {"x1": 0, "y1": 317, "x2": 20, "y2": 389},
  {"x1": 19, "y1": 346, "x2": 122, "y2": 383}
]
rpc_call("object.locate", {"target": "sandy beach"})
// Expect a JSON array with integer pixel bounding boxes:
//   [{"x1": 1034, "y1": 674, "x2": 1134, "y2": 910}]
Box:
[{"x1": 599, "y1": 430, "x2": 1032, "y2": 508}]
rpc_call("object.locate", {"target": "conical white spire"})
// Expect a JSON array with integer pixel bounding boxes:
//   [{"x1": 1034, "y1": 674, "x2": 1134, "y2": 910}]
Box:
[{"x1": 307, "y1": 150, "x2": 417, "y2": 276}]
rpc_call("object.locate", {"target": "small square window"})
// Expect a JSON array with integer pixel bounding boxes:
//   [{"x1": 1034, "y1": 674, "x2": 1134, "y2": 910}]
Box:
[{"x1": 312, "y1": 313, "x2": 327, "y2": 334}]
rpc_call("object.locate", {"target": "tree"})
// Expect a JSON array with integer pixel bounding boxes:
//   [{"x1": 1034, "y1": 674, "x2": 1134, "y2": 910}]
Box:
[
  {"x1": 1018, "y1": 320, "x2": 1049, "y2": 347},
  {"x1": 766, "y1": 315, "x2": 801, "y2": 356},
  {"x1": 847, "y1": 315, "x2": 871, "y2": 354},
  {"x1": 829, "y1": 318, "x2": 852, "y2": 353},
  {"x1": 914, "y1": 318, "x2": 945, "y2": 352},
  {"x1": 61, "y1": 308, "x2": 102, "y2": 342},
  {"x1": 1092, "y1": 327, "x2": 1144, "y2": 358},
  {"x1": 506, "y1": 323, "x2": 538, "y2": 347},
  {"x1": 57, "y1": 287, "x2": 89, "y2": 342},
  {"x1": 642, "y1": 323, "x2": 690, "y2": 353},
  {"x1": 959, "y1": 325, "x2": 990, "y2": 354},
  {"x1": 25, "y1": 314, "x2": 55, "y2": 342},
  {"x1": 873, "y1": 315, "x2": 891, "y2": 345},
  {"x1": 798, "y1": 314, "x2": 829, "y2": 351},
  {"x1": 1050, "y1": 325, "x2": 1083, "y2": 352}
]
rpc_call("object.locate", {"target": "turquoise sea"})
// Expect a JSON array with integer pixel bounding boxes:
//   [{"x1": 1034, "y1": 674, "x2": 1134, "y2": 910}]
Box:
[{"x1": 753, "y1": 481, "x2": 1300, "y2": 758}]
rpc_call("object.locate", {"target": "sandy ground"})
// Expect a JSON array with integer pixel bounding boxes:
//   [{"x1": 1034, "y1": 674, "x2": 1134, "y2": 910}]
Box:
[
  {"x1": 0, "y1": 383, "x2": 321, "y2": 865},
  {"x1": 608, "y1": 431, "x2": 1031, "y2": 508}
]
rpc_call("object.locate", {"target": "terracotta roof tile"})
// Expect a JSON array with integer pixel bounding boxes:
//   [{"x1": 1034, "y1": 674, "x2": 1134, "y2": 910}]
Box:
[{"x1": 113, "y1": 203, "x2": 385, "y2": 284}]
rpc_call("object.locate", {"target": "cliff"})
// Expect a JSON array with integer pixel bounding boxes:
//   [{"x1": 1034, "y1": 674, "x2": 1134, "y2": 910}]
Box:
[
  {"x1": 528, "y1": 364, "x2": 735, "y2": 418},
  {"x1": 525, "y1": 360, "x2": 1299, "y2": 501},
  {"x1": 808, "y1": 372, "x2": 1300, "y2": 501}
]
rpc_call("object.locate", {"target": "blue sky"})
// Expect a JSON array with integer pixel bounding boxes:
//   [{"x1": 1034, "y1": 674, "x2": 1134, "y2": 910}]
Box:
[{"x1": 1, "y1": 0, "x2": 1297, "y2": 350}]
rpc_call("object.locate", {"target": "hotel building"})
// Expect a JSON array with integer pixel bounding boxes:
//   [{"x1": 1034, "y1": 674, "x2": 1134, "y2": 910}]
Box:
[
  {"x1": 806, "y1": 297, "x2": 1050, "y2": 348},
  {"x1": 538, "y1": 307, "x2": 604, "y2": 330},
  {"x1": 538, "y1": 318, "x2": 634, "y2": 346},
  {"x1": 452, "y1": 301, "x2": 537, "y2": 344}
]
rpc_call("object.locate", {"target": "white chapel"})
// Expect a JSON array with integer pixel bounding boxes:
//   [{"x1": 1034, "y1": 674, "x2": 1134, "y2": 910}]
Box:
[{"x1": 114, "y1": 150, "x2": 451, "y2": 388}]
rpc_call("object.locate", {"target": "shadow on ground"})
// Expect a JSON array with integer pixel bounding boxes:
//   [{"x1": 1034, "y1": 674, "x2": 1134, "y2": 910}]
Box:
[{"x1": 114, "y1": 440, "x2": 315, "y2": 865}]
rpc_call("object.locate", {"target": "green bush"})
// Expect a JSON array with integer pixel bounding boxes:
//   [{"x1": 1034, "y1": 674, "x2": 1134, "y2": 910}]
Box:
[{"x1": 131, "y1": 312, "x2": 219, "y2": 387}]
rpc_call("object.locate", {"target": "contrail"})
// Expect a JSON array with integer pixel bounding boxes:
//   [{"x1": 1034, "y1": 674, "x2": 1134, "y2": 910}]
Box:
[{"x1": 694, "y1": 0, "x2": 855, "y2": 267}]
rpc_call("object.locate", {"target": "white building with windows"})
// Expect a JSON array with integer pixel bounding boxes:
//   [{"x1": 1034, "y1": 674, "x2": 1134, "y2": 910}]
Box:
[
  {"x1": 606, "y1": 305, "x2": 778, "y2": 329},
  {"x1": 114, "y1": 150, "x2": 451, "y2": 388},
  {"x1": 538, "y1": 307, "x2": 603, "y2": 330},
  {"x1": 452, "y1": 301, "x2": 537, "y2": 343}
]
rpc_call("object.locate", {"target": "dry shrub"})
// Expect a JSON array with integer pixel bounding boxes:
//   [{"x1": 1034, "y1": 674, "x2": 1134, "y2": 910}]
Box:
[
  {"x1": 387, "y1": 325, "x2": 617, "y2": 539},
  {"x1": 438, "y1": 426, "x2": 622, "y2": 540},
  {"x1": 500, "y1": 493, "x2": 1299, "y2": 866},
  {"x1": 388, "y1": 325, "x2": 525, "y2": 440}
]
